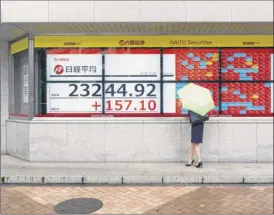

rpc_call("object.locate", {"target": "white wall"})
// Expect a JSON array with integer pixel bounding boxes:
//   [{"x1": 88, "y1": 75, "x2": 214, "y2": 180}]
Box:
[
  {"x1": 6, "y1": 118, "x2": 273, "y2": 163},
  {"x1": 1, "y1": 1, "x2": 273, "y2": 23},
  {"x1": 0, "y1": 42, "x2": 9, "y2": 154}
]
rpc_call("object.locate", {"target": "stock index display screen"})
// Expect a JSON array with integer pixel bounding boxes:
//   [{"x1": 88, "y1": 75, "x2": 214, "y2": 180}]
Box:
[{"x1": 45, "y1": 48, "x2": 273, "y2": 117}]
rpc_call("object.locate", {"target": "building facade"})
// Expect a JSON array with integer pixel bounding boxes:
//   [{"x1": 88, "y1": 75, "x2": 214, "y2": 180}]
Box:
[{"x1": 0, "y1": 1, "x2": 273, "y2": 162}]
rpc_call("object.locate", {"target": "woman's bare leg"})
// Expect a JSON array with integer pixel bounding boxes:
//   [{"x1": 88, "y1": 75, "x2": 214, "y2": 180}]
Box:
[
  {"x1": 188, "y1": 144, "x2": 195, "y2": 163},
  {"x1": 193, "y1": 143, "x2": 202, "y2": 162}
]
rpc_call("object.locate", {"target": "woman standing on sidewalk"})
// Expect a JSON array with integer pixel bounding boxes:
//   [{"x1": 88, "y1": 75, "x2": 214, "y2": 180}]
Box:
[{"x1": 185, "y1": 111, "x2": 205, "y2": 168}]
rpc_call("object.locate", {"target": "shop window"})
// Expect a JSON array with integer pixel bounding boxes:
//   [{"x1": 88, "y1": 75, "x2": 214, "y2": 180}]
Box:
[
  {"x1": 221, "y1": 48, "x2": 273, "y2": 81},
  {"x1": 10, "y1": 49, "x2": 29, "y2": 117},
  {"x1": 219, "y1": 48, "x2": 273, "y2": 116},
  {"x1": 36, "y1": 48, "x2": 162, "y2": 117},
  {"x1": 221, "y1": 82, "x2": 273, "y2": 116},
  {"x1": 36, "y1": 48, "x2": 103, "y2": 116},
  {"x1": 163, "y1": 48, "x2": 219, "y2": 81},
  {"x1": 163, "y1": 82, "x2": 219, "y2": 116},
  {"x1": 34, "y1": 47, "x2": 273, "y2": 117},
  {"x1": 103, "y1": 48, "x2": 161, "y2": 116}
]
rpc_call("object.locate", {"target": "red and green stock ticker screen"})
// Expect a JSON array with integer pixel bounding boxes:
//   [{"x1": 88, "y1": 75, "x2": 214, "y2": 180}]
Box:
[{"x1": 44, "y1": 48, "x2": 273, "y2": 117}]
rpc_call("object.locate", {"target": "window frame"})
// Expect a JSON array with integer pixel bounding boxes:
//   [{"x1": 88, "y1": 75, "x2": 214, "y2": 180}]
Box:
[{"x1": 8, "y1": 36, "x2": 31, "y2": 120}]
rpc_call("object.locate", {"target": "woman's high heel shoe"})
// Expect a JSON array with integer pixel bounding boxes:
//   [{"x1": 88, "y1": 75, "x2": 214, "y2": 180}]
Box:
[
  {"x1": 195, "y1": 161, "x2": 203, "y2": 168},
  {"x1": 185, "y1": 159, "x2": 194, "y2": 167}
]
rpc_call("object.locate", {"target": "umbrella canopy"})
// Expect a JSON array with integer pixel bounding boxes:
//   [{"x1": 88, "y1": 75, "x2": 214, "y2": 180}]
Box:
[{"x1": 177, "y1": 83, "x2": 215, "y2": 116}]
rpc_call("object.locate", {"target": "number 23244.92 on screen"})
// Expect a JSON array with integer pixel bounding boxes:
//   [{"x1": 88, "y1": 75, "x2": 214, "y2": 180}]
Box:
[{"x1": 47, "y1": 83, "x2": 160, "y2": 113}]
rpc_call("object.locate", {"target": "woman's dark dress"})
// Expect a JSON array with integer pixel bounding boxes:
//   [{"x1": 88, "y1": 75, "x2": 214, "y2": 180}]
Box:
[
  {"x1": 191, "y1": 123, "x2": 204, "y2": 144},
  {"x1": 188, "y1": 112, "x2": 204, "y2": 144}
]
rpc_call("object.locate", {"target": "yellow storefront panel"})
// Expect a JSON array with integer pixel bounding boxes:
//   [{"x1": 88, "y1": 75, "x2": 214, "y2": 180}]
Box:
[
  {"x1": 34, "y1": 35, "x2": 273, "y2": 48},
  {"x1": 10, "y1": 38, "x2": 28, "y2": 55}
]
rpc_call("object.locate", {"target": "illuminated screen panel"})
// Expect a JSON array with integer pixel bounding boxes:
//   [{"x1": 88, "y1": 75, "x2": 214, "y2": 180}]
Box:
[
  {"x1": 104, "y1": 49, "x2": 160, "y2": 81},
  {"x1": 164, "y1": 83, "x2": 219, "y2": 116},
  {"x1": 103, "y1": 49, "x2": 160, "y2": 115},
  {"x1": 104, "y1": 82, "x2": 160, "y2": 114},
  {"x1": 163, "y1": 49, "x2": 219, "y2": 81},
  {"x1": 221, "y1": 82, "x2": 273, "y2": 116},
  {"x1": 221, "y1": 48, "x2": 273, "y2": 81},
  {"x1": 46, "y1": 82, "x2": 161, "y2": 115},
  {"x1": 46, "y1": 49, "x2": 102, "y2": 81},
  {"x1": 46, "y1": 83, "x2": 102, "y2": 113}
]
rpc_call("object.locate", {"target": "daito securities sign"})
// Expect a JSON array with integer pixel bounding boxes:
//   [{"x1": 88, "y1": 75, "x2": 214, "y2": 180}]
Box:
[{"x1": 46, "y1": 49, "x2": 102, "y2": 81}]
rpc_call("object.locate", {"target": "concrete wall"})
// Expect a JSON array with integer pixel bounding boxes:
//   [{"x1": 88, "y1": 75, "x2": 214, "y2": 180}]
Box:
[
  {"x1": 6, "y1": 121, "x2": 29, "y2": 160},
  {"x1": 6, "y1": 118, "x2": 273, "y2": 163},
  {"x1": 0, "y1": 42, "x2": 9, "y2": 154},
  {"x1": 1, "y1": 1, "x2": 273, "y2": 23}
]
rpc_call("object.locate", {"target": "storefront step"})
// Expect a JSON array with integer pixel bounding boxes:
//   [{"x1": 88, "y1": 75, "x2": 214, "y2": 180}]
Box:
[{"x1": 1, "y1": 155, "x2": 273, "y2": 185}]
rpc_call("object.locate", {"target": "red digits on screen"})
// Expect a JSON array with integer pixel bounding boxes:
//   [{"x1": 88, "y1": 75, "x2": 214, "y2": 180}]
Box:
[
  {"x1": 106, "y1": 100, "x2": 156, "y2": 111},
  {"x1": 140, "y1": 100, "x2": 156, "y2": 111},
  {"x1": 124, "y1": 100, "x2": 132, "y2": 110},
  {"x1": 106, "y1": 100, "x2": 113, "y2": 111}
]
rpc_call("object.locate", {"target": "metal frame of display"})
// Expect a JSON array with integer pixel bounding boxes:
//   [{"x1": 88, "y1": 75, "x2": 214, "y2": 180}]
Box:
[
  {"x1": 102, "y1": 48, "x2": 106, "y2": 114},
  {"x1": 28, "y1": 35, "x2": 35, "y2": 120},
  {"x1": 39, "y1": 49, "x2": 47, "y2": 115},
  {"x1": 8, "y1": 42, "x2": 13, "y2": 117},
  {"x1": 218, "y1": 48, "x2": 222, "y2": 114},
  {"x1": 160, "y1": 48, "x2": 164, "y2": 114}
]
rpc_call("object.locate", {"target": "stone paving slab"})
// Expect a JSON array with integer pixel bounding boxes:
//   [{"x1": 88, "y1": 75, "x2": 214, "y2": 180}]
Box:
[
  {"x1": 1, "y1": 155, "x2": 273, "y2": 184},
  {"x1": 1, "y1": 185, "x2": 273, "y2": 214}
]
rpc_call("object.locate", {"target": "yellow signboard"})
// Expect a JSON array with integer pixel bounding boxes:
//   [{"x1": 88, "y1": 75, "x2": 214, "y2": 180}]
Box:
[
  {"x1": 34, "y1": 35, "x2": 273, "y2": 48},
  {"x1": 10, "y1": 38, "x2": 28, "y2": 55}
]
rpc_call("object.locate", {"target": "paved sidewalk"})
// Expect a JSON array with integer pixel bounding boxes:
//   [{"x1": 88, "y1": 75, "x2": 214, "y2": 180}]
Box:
[
  {"x1": 1, "y1": 185, "x2": 273, "y2": 214},
  {"x1": 1, "y1": 155, "x2": 273, "y2": 184}
]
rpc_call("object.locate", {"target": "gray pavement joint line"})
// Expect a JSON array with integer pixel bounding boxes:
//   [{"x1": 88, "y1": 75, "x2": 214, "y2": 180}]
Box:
[
  {"x1": 1, "y1": 181, "x2": 272, "y2": 185},
  {"x1": 1, "y1": 183, "x2": 273, "y2": 187},
  {"x1": 1, "y1": 178, "x2": 273, "y2": 186}
]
